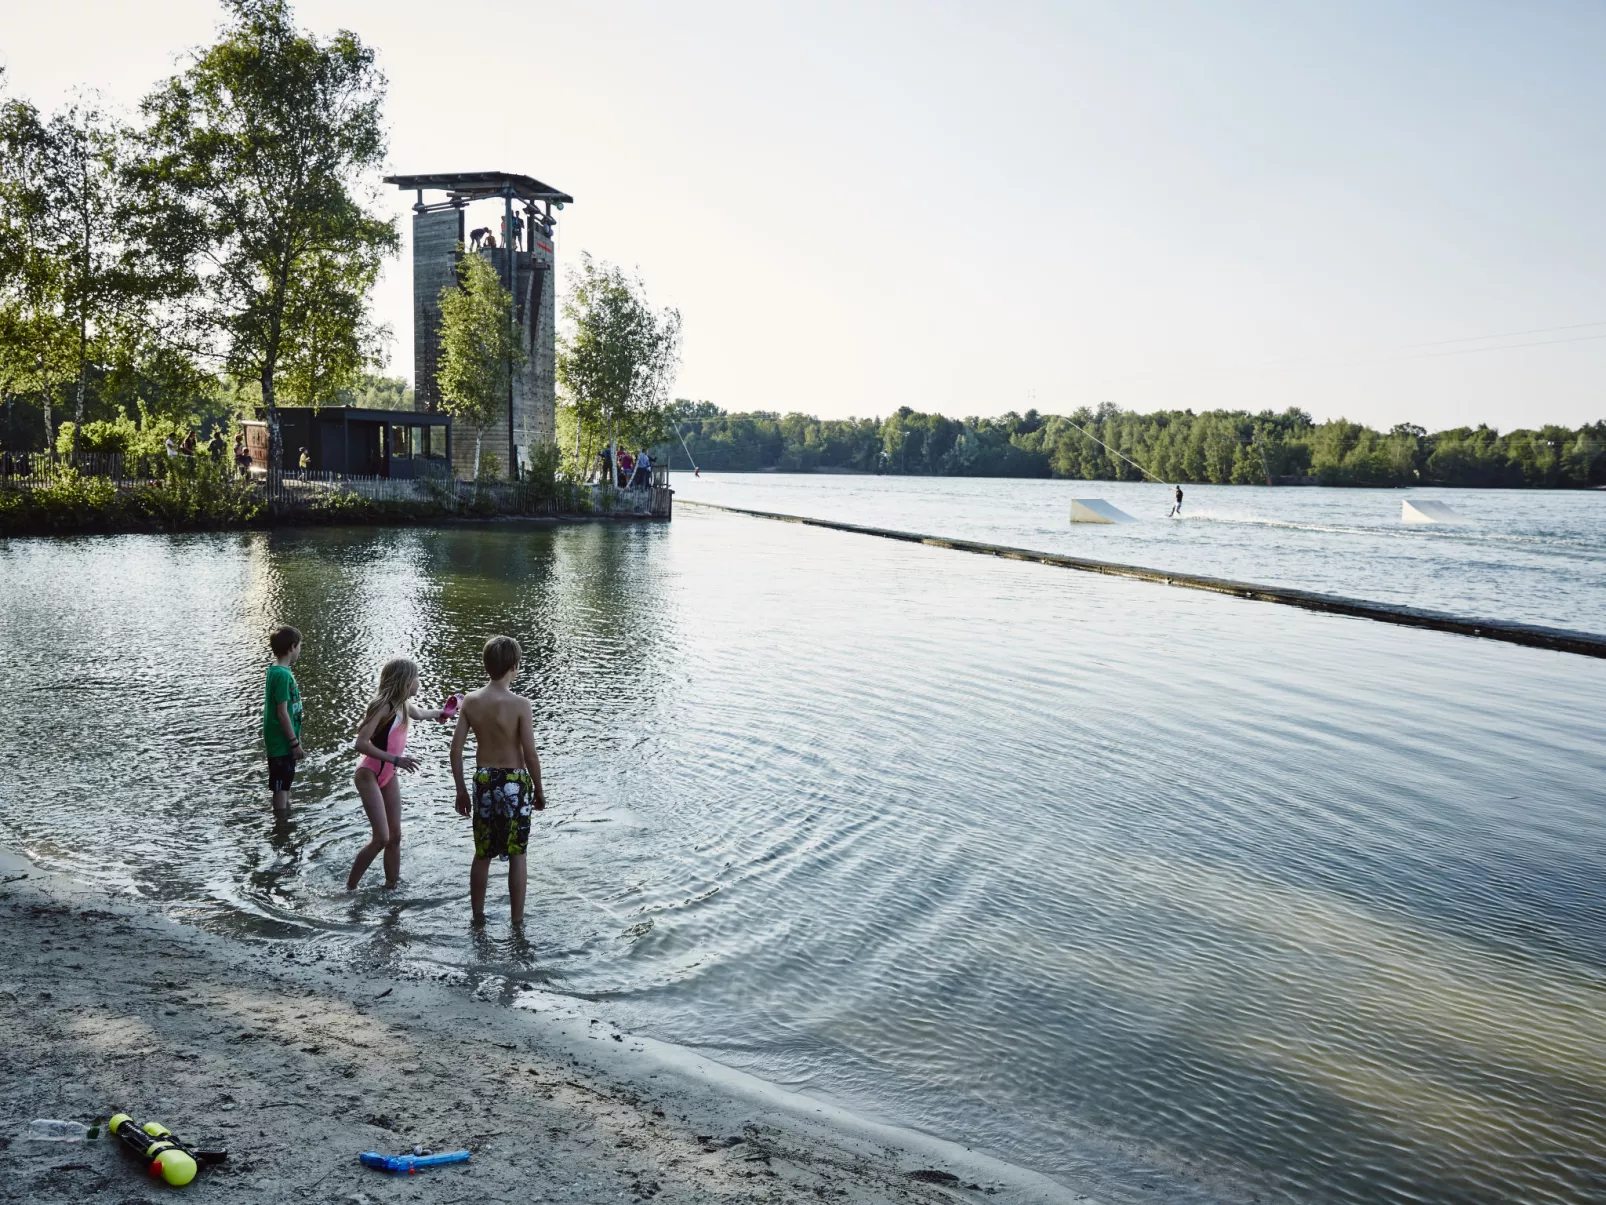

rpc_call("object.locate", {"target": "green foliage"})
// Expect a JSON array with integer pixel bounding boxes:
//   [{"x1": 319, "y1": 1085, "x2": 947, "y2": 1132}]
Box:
[
  {"x1": 340, "y1": 372, "x2": 413, "y2": 410},
  {"x1": 130, "y1": 0, "x2": 397, "y2": 464},
  {"x1": 557, "y1": 253, "x2": 681, "y2": 479},
  {"x1": 437, "y1": 251, "x2": 523, "y2": 478},
  {"x1": 53, "y1": 402, "x2": 201, "y2": 456},
  {"x1": 0, "y1": 459, "x2": 262, "y2": 535},
  {"x1": 0, "y1": 91, "x2": 77, "y2": 445},
  {"x1": 673, "y1": 401, "x2": 1606, "y2": 488}
]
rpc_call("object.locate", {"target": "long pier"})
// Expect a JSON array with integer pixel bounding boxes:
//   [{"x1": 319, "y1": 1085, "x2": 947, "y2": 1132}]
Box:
[{"x1": 682, "y1": 500, "x2": 1606, "y2": 660}]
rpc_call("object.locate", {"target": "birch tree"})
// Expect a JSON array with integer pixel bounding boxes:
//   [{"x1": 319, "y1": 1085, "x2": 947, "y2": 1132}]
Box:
[
  {"x1": 557, "y1": 253, "x2": 680, "y2": 483},
  {"x1": 437, "y1": 251, "x2": 524, "y2": 479}
]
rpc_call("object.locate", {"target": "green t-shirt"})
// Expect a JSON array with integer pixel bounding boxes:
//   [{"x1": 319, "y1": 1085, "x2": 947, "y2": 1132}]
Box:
[{"x1": 263, "y1": 664, "x2": 303, "y2": 757}]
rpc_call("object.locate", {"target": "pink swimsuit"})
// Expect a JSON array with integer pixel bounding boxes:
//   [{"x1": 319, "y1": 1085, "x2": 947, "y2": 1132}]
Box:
[{"x1": 358, "y1": 709, "x2": 408, "y2": 787}]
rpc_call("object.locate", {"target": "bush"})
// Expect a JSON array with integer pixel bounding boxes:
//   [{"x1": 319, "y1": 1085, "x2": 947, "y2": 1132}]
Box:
[
  {"x1": 0, "y1": 461, "x2": 262, "y2": 536},
  {"x1": 55, "y1": 403, "x2": 203, "y2": 459}
]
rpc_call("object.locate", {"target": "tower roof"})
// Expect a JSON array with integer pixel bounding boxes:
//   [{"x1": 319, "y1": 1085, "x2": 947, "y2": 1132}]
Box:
[{"x1": 385, "y1": 171, "x2": 572, "y2": 205}]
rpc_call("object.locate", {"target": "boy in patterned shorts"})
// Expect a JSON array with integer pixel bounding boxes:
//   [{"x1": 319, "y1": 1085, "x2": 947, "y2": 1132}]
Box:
[{"x1": 451, "y1": 635, "x2": 547, "y2": 924}]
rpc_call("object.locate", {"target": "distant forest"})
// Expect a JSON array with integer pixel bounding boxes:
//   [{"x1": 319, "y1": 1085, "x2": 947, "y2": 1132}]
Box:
[{"x1": 668, "y1": 402, "x2": 1606, "y2": 488}]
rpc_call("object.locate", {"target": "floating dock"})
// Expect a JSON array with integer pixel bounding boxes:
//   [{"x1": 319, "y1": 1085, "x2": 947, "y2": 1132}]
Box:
[{"x1": 681, "y1": 501, "x2": 1606, "y2": 660}]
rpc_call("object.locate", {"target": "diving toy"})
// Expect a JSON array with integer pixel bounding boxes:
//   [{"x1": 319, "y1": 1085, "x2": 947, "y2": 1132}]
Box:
[{"x1": 108, "y1": 1113, "x2": 227, "y2": 1187}]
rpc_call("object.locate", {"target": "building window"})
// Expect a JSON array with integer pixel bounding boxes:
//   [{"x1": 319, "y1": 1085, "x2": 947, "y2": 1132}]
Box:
[
  {"x1": 428, "y1": 426, "x2": 448, "y2": 459},
  {"x1": 391, "y1": 425, "x2": 410, "y2": 458}
]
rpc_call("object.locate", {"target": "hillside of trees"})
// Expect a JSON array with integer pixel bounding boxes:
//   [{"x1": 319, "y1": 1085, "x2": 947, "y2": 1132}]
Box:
[{"x1": 670, "y1": 402, "x2": 1606, "y2": 489}]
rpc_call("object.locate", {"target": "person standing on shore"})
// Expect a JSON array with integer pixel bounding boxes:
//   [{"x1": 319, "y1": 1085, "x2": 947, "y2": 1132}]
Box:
[
  {"x1": 346, "y1": 658, "x2": 450, "y2": 891},
  {"x1": 263, "y1": 626, "x2": 305, "y2": 816},
  {"x1": 451, "y1": 636, "x2": 547, "y2": 926}
]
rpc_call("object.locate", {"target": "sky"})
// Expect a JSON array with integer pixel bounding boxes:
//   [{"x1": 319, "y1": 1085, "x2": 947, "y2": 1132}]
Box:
[{"x1": 4, "y1": 0, "x2": 1605, "y2": 430}]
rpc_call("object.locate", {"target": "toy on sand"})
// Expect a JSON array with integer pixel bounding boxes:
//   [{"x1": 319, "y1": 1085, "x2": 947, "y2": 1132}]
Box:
[
  {"x1": 360, "y1": 1149, "x2": 472, "y2": 1174},
  {"x1": 108, "y1": 1113, "x2": 227, "y2": 1187}
]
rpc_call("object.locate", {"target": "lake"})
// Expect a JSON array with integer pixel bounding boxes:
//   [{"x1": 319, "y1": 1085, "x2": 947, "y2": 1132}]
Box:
[
  {"x1": 675, "y1": 473, "x2": 1606, "y2": 632},
  {"x1": 2, "y1": 483, "x2": 1604, "y2": 1204}
]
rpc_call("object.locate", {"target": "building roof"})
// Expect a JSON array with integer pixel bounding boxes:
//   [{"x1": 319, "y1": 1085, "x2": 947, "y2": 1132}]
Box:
[
  {"x1": 252, "y1": 407, "x2": 452, "y2": 424},
  {"x1": 385, "y1": 171, "x2": 573, "y2": 205}
]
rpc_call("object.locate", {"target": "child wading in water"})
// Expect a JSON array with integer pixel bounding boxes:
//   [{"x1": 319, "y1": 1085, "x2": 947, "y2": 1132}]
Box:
[
  {"x1": 263, "y1": 626, "x2": 304, "y2": 816},
  {"x1": 347, "y1": 658, "x2": 451, "y2": 890},
  {"x1": 452, "y1": 636, "x2": 547, "y2": 924}
]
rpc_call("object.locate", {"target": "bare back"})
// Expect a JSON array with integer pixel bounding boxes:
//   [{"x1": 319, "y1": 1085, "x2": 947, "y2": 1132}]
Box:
[{"x1": 459, "y1": 684, "x2": 534, "y2": 770}]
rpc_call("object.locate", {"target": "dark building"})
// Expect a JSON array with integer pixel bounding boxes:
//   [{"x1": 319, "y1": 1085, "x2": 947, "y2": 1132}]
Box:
[{"x1": 244, "y1": 408, "x2": 452, "y2": 478}]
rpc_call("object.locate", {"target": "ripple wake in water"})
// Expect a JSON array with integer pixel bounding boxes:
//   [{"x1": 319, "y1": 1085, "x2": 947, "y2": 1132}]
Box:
[{"x1": 2, "y1": 517, "x2": 1605, "y2": 1204}]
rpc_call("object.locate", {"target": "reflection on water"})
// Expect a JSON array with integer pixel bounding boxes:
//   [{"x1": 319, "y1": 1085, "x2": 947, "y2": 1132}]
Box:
[{"x1": 2, "y1": 516, "x2": 1606, "y2": 1204}]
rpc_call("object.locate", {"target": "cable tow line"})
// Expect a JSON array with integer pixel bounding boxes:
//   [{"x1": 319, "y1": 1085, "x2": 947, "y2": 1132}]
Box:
[{"x1": 1063, "y1": 417, "x2": 1170, "y2": 486}]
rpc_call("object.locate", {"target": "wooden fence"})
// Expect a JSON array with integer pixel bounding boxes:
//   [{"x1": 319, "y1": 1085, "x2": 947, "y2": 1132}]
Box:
[{"x1": 0, "y1": 450, "x2": 215, "y2": 487}]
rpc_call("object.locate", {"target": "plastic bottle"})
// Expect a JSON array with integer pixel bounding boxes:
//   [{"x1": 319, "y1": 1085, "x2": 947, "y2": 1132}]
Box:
[{"x1": 27, "y1": 1119, "x2": 99, "y2": 1142}]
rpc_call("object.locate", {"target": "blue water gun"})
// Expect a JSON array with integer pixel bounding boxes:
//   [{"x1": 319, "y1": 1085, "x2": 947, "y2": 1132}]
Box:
[{"x1": 359, "y1": 1149, "x2": 471, "y2": 1175}]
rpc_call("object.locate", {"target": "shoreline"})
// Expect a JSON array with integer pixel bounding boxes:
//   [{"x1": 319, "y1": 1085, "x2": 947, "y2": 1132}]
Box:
[
  {"x1": 0, "y1": 510, "x2": 667, "y2": 540},
  {"x1": 0, "y1": 846, "x2": 1108, "y2": 1205}
]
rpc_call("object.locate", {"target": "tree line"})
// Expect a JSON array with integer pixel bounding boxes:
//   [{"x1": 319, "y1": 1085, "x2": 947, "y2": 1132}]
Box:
[{"x1": 671, "y1": 403, "x2": 1606, "y2": 489}]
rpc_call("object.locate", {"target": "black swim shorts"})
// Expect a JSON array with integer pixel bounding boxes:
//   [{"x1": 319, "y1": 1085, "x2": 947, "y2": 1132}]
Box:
[
  {"x1": 268, "y1": 753, "x2": 297, "y2": 792},
  {"x1": 472, "y1": 767, "x2": 539, "y2": 858}
]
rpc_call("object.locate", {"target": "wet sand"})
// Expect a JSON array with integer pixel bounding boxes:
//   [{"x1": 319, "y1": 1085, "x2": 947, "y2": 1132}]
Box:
[{"x1": 0, "y1": 848, "x2": 1101, "y2": 1205}]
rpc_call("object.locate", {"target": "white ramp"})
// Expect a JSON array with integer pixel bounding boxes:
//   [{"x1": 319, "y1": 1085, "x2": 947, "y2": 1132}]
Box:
[
  {"x1": 1070, "y1": 498, "x2": 1137, "y2": 525},
  {"x1": 1402, "y1": 499, "x2": 1465, "y2": 525}
]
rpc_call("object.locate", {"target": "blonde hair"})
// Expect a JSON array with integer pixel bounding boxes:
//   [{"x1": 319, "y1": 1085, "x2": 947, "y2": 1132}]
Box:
[{"x1": 359, "y1": 657, "x2": 419, "y2": 731}]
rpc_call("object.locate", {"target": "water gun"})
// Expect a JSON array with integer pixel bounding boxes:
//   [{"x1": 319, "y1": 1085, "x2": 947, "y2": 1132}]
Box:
[
  {"x1": 359, "y1": 1149, "x2": 471, "y2": 1174},
  {"x1": 108, "y1": 1113, "x2": 227, "y2": 1187}
]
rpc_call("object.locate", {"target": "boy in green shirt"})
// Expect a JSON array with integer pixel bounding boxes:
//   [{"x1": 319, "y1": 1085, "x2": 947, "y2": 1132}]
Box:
[{"x1": 263, "y1": 625, "x2": 304, "y2": 815}]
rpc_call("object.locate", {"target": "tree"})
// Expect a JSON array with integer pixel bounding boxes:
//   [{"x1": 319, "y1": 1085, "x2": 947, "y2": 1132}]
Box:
[
  {"x1": 132, "y1": 0, "x2": 396, "y2": 475},
  {"x1": 35, "y1": 100, "x2": 149, "y2": 453},
  {"x1": 557, "y1": 253, "x2": 681, "y2": 484},
  {"x1": 0, "y1": 87, "x2": 76, "y2": 451},
  {"x1": 437, "y1": 250, "x2": 524, "y2": 479}
]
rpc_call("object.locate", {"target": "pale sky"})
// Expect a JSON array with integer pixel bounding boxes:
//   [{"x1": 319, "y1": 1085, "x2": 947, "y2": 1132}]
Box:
[{"x1": 4, "y1": 0, "x2": 1605, "y2": 430}]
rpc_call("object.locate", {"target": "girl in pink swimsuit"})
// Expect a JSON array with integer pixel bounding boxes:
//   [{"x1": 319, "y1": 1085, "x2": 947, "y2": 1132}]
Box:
[{"x1": 346, "y1": 658, "x2": 452, "y2": 890}]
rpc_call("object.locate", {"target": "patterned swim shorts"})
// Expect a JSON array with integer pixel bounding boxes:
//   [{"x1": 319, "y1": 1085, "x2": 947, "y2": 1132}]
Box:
[{"x1": 472, "y1": 767, "x2": 539, "y2": 858}]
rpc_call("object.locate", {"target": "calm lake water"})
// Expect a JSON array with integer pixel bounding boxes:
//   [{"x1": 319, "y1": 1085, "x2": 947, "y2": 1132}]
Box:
[
  {"x1": 2, "y1": 496, "x2": 1605, "y2": 1204},
  {"x1": 676, "y1": 474, "x2": 1606, "y2": 632}
]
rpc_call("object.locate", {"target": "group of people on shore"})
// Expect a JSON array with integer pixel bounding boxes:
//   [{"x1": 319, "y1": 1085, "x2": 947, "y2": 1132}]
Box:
[
  {"x1": 594, "y1": 446, "x2": 654, "y2": 488},
  {"x1": 164, "y1": 427, "x2": 224, "y2": 461},
  {"x1": 159, "y1": 426, "x2": 259, "y2": 478},
  {"x1": 263, "y1": 626, "x2": 548, "y2": 924}
]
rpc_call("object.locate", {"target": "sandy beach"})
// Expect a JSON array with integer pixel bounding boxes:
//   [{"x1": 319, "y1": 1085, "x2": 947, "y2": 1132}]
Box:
[{"x1": 0, "y1": 848, "x2": 1099, "y2": 1205}]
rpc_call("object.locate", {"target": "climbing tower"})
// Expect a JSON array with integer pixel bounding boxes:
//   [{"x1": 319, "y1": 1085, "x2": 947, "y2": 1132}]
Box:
[{"x1": 385, "y1": 171, "x2": 572, "y2": 480}]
